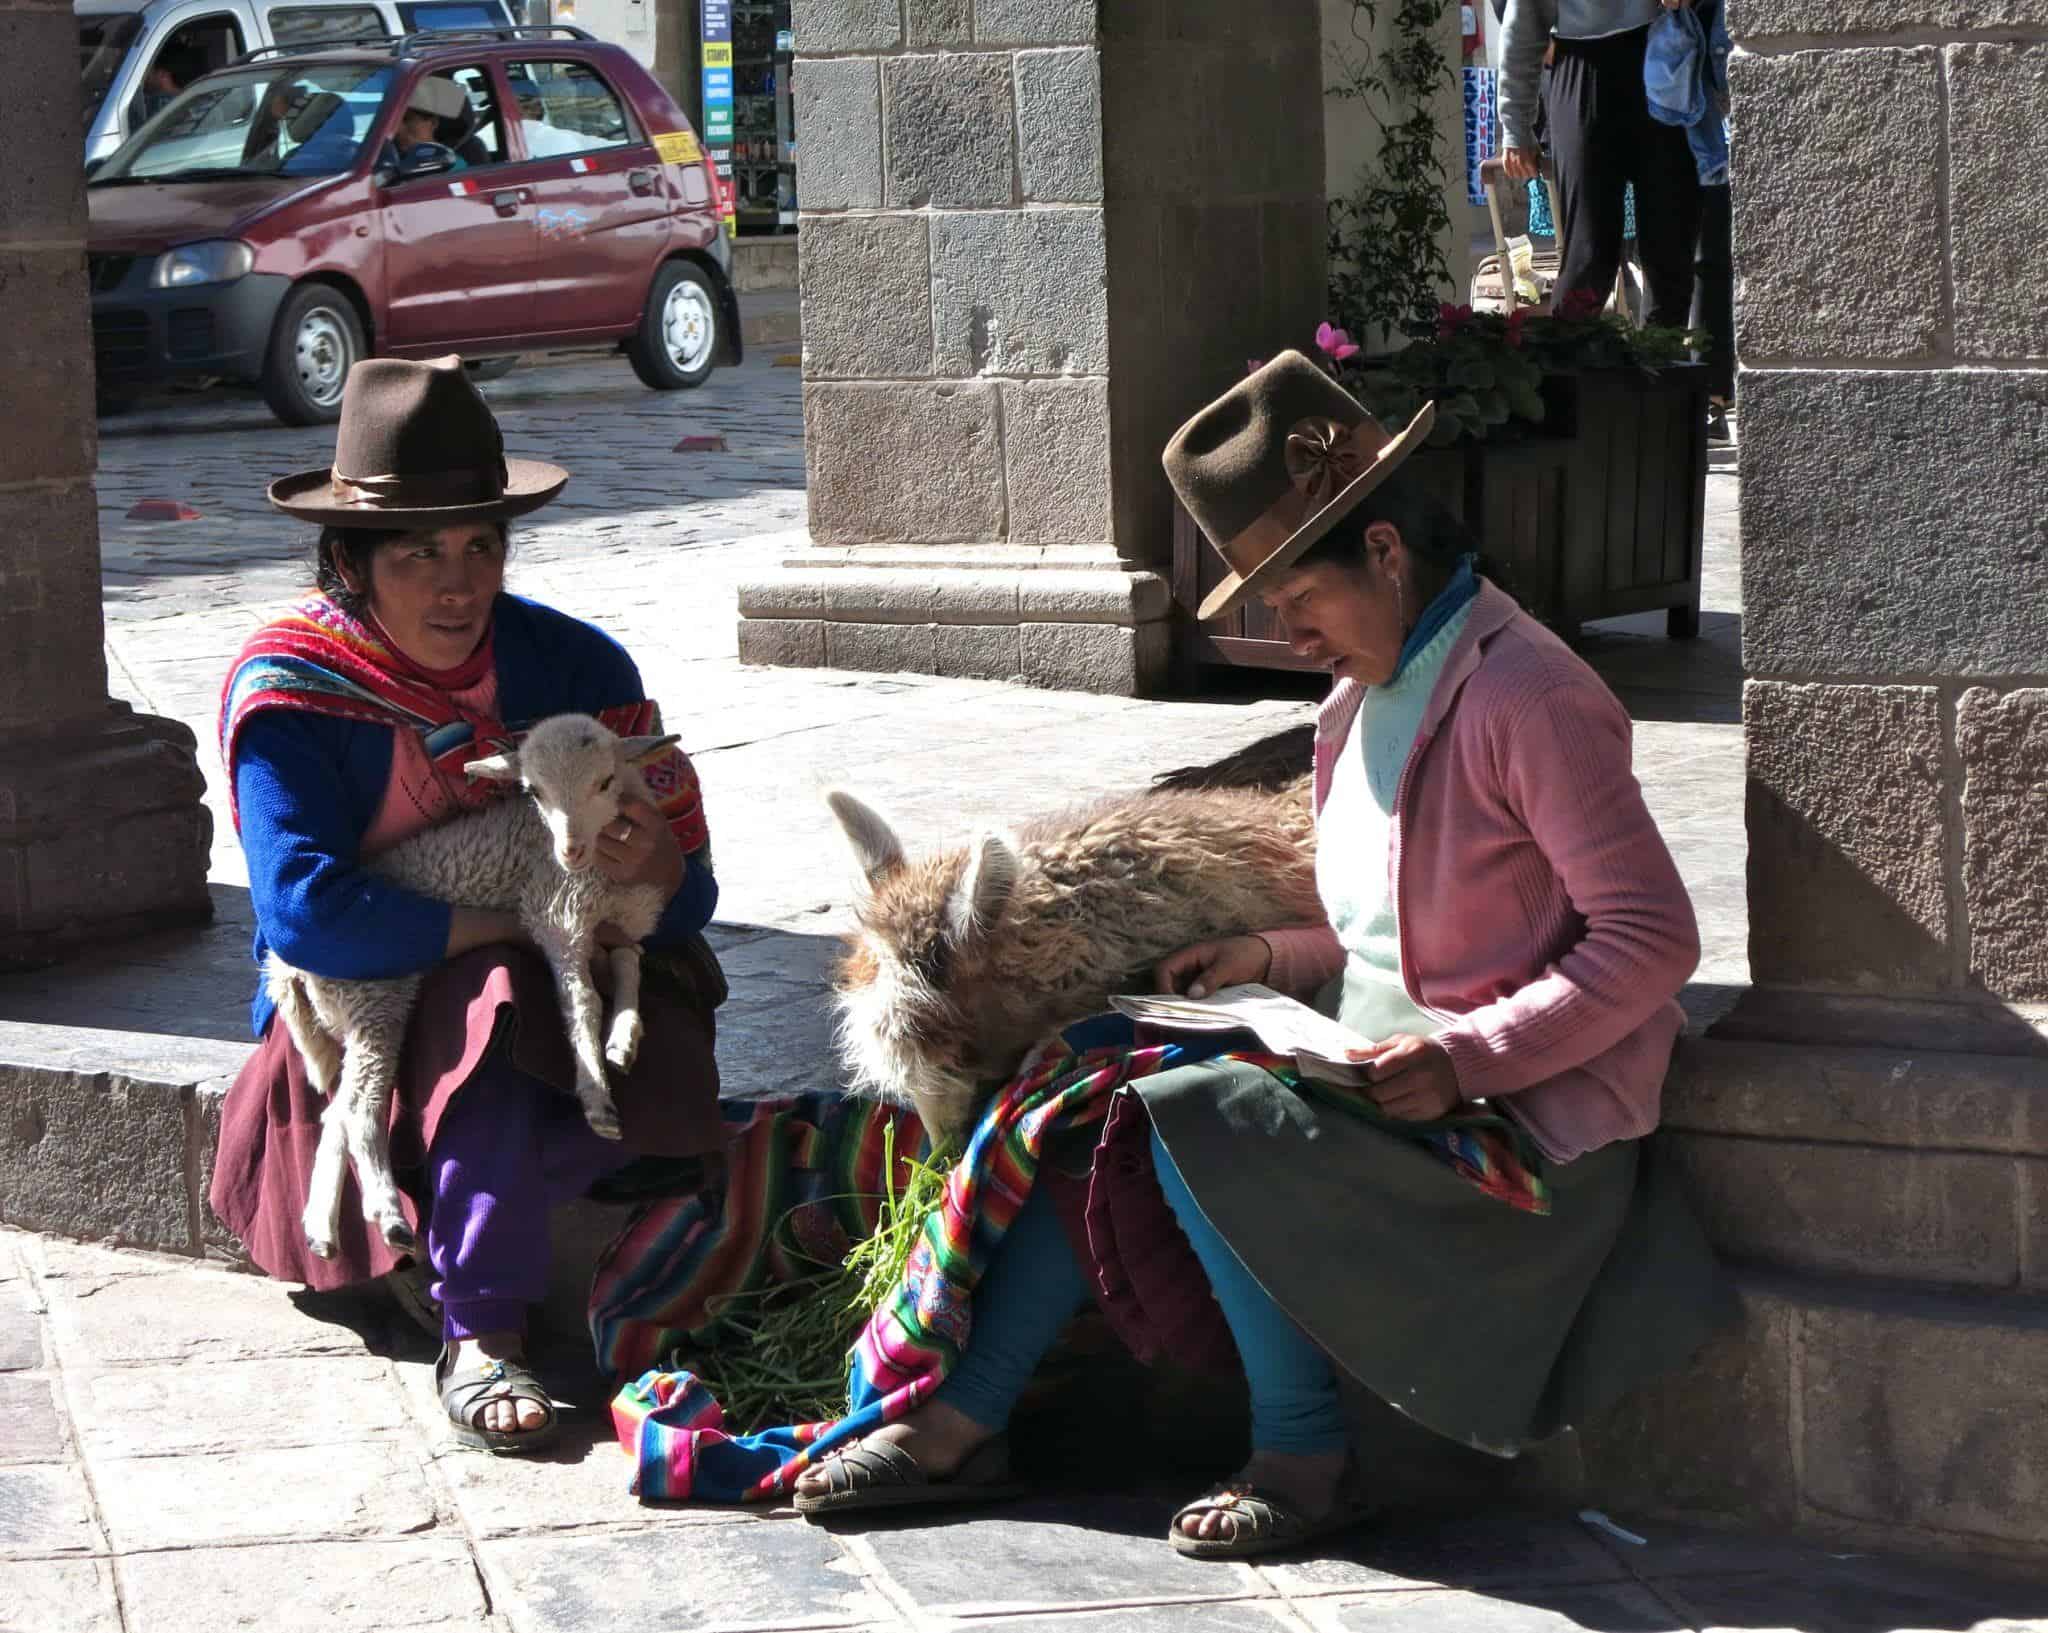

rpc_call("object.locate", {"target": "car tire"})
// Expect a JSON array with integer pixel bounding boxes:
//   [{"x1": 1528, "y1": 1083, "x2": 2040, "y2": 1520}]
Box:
[
  {"x1": 465, "y1": 355, "x2": 519, "y2": 383},
  {"x1": 261, "y1": 283, "x2": 365, "y2": 427},
  {"x1": 625, "y1": 260, "x2": 720, "y2": 391}
]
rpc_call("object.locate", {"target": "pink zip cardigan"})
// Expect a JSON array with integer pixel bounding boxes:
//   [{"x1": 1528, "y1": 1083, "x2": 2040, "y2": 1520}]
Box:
[{"x1": 1259, "y1": 579, "x2": 1699, "y2": 1163}]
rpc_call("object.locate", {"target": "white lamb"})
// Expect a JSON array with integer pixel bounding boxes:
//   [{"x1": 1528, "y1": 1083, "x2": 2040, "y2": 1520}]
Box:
[{"x1": 269, "y1": 713, "x2": 682, "y2": 1260}]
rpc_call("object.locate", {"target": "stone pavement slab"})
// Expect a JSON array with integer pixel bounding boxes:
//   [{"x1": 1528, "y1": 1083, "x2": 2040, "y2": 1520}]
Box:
[
  {"x1": 0, "y1": 1557, "x2": 123, "y2": 1633},
  {"x1": 114, "y1": 1538, "x2": 495, "y2": 1632},
  {"x1": 1299, "y1": 1583, "x2": 1685, "y2": 1632}
]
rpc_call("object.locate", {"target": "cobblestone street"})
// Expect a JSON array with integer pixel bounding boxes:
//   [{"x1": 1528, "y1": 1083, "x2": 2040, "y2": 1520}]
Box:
[{"x1": 11, "y1": 363, "x2": 2031, "y2": 1633}]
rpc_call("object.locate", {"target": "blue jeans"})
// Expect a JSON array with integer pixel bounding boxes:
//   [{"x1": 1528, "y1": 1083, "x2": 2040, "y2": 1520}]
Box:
[{"x1": 935, "y1": 1128, "x2": 1347, "y2": 1455}]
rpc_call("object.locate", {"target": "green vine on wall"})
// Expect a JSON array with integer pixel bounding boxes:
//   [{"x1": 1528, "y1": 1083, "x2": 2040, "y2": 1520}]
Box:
[{"x1": 1327, "y1": 0, "x2": 1455, "y2": 347}]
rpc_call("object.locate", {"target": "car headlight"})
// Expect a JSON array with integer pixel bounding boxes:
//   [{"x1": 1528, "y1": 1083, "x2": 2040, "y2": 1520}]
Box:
[{"x1": 150, "y1": 240, "x2": 254, "y2": 290}]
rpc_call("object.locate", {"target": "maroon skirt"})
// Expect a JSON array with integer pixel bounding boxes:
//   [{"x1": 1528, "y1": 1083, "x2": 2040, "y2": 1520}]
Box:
[{"x1": 210, "y1": 939, "x2": 727, "y2": 1291}]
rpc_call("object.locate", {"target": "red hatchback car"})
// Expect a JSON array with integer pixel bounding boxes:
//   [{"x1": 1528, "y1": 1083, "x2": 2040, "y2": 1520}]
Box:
[{"x1": 87, "y1": 26, "x2": 740, "y2": 423}]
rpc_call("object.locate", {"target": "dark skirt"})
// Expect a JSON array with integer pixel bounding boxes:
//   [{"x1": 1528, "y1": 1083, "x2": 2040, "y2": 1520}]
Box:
[
  {"x1": 209, "y1": 939, "x2": 727, "y2": 1292},
  {"x1": 1133, "y1": 1058, "x2": 1736, "y2": 1457}
]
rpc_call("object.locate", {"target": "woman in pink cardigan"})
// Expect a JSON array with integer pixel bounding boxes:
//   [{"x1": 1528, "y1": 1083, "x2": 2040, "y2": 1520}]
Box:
[{"x1": 793, "y1": 354, "x2": 1732, "y2": 1558}]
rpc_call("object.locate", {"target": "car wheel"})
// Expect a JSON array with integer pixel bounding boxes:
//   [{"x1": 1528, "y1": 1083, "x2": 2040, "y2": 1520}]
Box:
[
  {"x1": 465, "y1": 356, "x2": 519, "y2": 383},
  {"x1": 261, "y1": 284, "x2": 365, "y2": 427},
  {"x1": 625, "y1": 260, "x2": 720, "y2": 391}
]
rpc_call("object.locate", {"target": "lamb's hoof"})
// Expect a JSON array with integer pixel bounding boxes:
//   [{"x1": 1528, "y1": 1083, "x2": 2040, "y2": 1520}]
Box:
[
  {"x1": 305, "y1": 1232, "x2": 338, "y2": 1261},
  {"x1": 380, "y1": 1218, "x2": 418, "y2": 1254},
  {"x1": 604, "y1": 1026, "x2": 641, "y2": 1074},
  {"x1": 585, "y1": 1104, "x2": 624, "y2": 1141}
]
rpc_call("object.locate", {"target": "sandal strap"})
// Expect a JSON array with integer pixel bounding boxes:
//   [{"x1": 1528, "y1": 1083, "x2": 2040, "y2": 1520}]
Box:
[
  {"x1": 1174, "y1": 1483, "x2": 1299, "y2": 1543},
  {"x1": 816, "y1": 1439, "x2": 924, "y2": 1496},
  {"x1": 439, "y1": 1353, "x2": 555, "y2": 1431}
]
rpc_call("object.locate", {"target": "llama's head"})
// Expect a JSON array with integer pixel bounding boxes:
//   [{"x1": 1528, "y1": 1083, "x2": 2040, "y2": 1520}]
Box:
[
  {"x1": 466, "y1": 714, "x2": 679, "y2": 873},
  {"x1": 825, "y1": 789, "x2": 1020, "y2": 1135}
]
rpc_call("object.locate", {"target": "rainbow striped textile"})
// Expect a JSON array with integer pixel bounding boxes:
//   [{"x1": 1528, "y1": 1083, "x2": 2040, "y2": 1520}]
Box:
[
  {"x1": 216, "y1": 593, "x2": 706, "y2": 851},
  {"x1": 601, "y1": 1015, "x2": 1549, "y2": 1505}
]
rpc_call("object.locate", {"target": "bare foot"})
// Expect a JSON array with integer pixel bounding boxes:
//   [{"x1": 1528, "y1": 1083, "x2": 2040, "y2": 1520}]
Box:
[
  {"x1": 450, "y1": 1331, "x2": 548, "y2": 1436},
  {"x1": 1175, "y1": 1449, "x2": 1348, "y2": 1544},
  {"x1": 792, "y1": 1398, "x2": 992, "y2": 1499}
]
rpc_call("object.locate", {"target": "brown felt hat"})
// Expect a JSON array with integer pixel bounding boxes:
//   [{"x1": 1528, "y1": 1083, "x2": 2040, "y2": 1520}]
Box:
[
  {"x1": 267, "y1": 355, "x2": 568, "y2": 528},
  {"x1": 1164, "y1": 351, "x2": 1435, "y2": 623}
]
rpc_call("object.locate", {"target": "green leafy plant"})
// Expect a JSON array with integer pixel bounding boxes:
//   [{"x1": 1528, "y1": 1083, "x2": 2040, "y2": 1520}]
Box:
[
  {"x1": 1326, "y1": 0, "x2": 1456, "y2": 345},
  {"x1": 1302, "y1": 297, "x2": 1708, "y2": 446}
]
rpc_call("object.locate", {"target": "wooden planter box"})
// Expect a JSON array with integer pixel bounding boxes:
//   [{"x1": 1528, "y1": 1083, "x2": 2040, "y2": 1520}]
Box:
[{"x1": 1170, "y1": 363, "x2": 1710, "y2": 679}]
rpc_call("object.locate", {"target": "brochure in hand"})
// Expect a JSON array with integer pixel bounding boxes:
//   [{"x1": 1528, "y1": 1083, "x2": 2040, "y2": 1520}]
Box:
[{"x1": 1108, "y1": 984, "x2": 1378, "y2": 1087}]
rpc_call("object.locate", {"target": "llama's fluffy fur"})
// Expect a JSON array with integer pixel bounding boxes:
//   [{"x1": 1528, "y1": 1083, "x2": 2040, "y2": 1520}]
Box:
[
  {"x1": 270, "y1": 713, "x2": 677, "y2": 1260},
  {"x1": 827, "y1": 765, "x2": 1321, "y2": 1144}
]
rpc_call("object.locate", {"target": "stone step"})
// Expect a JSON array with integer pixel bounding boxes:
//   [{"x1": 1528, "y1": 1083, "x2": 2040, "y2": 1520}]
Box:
[
  {"x1": 740, "y1": 289, "x2": 800, "y2": 351},
  {"x1": 1661, "y1": 1035, "x2": 2048, "y2": 1293},
  {"x1": 730, "y1": 235, "x2": 798, "y2": 293}
]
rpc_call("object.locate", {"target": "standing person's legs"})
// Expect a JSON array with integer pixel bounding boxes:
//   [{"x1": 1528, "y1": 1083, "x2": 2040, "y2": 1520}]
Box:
[
  {"x1": 1692, "y1": 182, "x2": 1735, "y2": 402},
  {"x1": 1548, "y1": 34, "x2": 1632, "y2": 305},
  {"x1": 1629, "y1": 116, "x2": 1704, "y2": 330}
]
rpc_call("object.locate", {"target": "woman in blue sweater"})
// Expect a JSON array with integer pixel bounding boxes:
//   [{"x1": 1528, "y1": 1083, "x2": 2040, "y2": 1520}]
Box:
[{"x1": 210, "y1": 357, "x2": 725, "y2": 1453}]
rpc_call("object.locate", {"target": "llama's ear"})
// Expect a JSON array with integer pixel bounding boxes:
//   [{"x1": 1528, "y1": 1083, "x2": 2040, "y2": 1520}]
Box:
[
  {"x1": 825, "y1": 790, "x2": 905, "y2": 885},
  {"x1": 464, "y1": 749, "x2": 521, "y2": 782},
  {"x1": 618, "y1": 733, "x2": 681, "y2": 767},
  {"x1": 945, "y1": 831, "x2": 1018, "y2": 945}
]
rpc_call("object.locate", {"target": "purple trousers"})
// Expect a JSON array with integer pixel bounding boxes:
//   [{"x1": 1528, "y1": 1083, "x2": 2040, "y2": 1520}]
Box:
[{"x1": 426, "y1": 1056, "x2": 632, "y2": 1341}]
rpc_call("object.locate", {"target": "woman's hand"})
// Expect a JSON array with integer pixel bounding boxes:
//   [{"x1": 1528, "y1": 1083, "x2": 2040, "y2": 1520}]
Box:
[
  {"x1": 1356, "y1": 1034, "x2": 1464, "y2": 1121},
  {"x1": 1153, "y1": 934, "x2": 1273, "y2": 999},
  {"x1": 595, "y1": 796, "x2": 685, "y2": 900}
]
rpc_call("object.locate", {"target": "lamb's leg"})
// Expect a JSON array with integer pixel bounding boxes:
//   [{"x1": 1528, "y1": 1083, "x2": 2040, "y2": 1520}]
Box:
[
  {"x1": 329, "y1": 1021, "x2": 417, "y2": 1255},
  {"x1": 302, "y1": 1101, "x2": 351, "y2": 1260},
  {"x1": 549, "y1": 942, "x2": 624, "y2": 1140},
  {"x1": 603, "y1": 943, "x2": 645, "y2": 1073}
]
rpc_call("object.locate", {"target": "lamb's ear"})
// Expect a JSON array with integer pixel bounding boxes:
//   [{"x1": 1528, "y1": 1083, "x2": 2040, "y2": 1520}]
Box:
[
  {"x1": 618, "y1": 733, "x2": 681, "y2": 767},
  {"x1": 464, "y1": 750, "x2": 522, "y2": 782},
  {"x1": 825, "y1": 789, "x2": 905, "y2": 885},
  {"x1": 945, "y1": 831, "x2": 1018, "y2": 945}
]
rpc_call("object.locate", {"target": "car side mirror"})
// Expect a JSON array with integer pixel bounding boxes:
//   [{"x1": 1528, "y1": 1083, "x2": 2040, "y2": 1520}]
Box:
[
  {"x1": 393, "y1": 140, "x2": 457, "y2": 180},
  {"x1": 84, "y1": 157, "x2": 105, "y2": 179}
]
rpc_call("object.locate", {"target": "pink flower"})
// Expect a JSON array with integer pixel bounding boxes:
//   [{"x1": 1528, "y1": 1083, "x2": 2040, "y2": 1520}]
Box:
[
  {"x1": 1314, "y1": 321, "x2": 1360, "y2": 363},
  {"x1": 1246, "y1": 357, "x2": 1266, "y2": 376},
  {"x1": 1557, "y1": 287, "x2": 1605, "y2": 322},
  {"x1": 1505, "y1": 307, "x2": 1529, "y2": 348},
  {"x1": 1436, "y1": 302, "x2": 1475, "y2": 340}
]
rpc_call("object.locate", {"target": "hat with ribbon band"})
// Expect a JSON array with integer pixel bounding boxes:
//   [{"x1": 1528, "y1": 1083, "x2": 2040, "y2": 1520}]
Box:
[
  {"x1": 1164, "y1": 351, "x2": 1436, "y2": 623},
  {"x1": 267, "y1": 355, "x2": 568, "y2": 527}
]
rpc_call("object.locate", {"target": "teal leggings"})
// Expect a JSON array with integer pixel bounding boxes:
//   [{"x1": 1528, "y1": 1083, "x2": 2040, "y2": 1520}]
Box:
[{"x1": 934, "y1": 1128, "x2": 1347, "y2": 1455}]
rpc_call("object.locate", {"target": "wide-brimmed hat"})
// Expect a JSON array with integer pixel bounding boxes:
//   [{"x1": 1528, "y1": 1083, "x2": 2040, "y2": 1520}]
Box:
[
  {"x1": 267, "y1": 355, "x2": 568, "y2": 528},
  {"x1": 1164, "y1": 351, "x2": 1435, "y2": 623}
]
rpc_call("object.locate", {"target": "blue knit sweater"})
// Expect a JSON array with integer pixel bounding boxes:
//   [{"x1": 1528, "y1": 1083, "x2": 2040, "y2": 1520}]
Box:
[{"x1": 232, "y1": 593, "x2": 719, "y2": 1038}]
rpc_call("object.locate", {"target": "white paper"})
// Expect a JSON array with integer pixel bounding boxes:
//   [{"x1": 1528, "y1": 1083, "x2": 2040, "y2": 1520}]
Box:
[{"x1": 1109, "y1": 984, "x2": 1380, "y2": 1085}]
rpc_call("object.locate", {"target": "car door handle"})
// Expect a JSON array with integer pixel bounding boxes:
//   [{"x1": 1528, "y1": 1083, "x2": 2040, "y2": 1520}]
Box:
[
  {"x1": 492, "y1": 189, "x2": 527, "y2": 216},
  {"x1": 628, "y1": 167, "x2": 657, "y2": 196}
]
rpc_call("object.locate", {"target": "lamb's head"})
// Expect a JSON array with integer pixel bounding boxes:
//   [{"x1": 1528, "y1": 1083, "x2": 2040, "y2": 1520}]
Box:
[
  {"x1": 825, "y1": 789, "x2": 1021, "y2": 1142},
  {"x1": 466, "y1": 714, "x2": 679, "y2": 873}
]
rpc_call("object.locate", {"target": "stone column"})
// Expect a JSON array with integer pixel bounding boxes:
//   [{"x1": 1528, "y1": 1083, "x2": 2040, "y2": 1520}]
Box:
[
  {"x1": 0, "y1": 0, "x2": 212, "y2": 966},
  {"x1": 736, "y1": 0, "x2": 1326, "y2": 695},
  {"x1": 1730, "y1": 8, "x2": 2048, "y2": 1045}
]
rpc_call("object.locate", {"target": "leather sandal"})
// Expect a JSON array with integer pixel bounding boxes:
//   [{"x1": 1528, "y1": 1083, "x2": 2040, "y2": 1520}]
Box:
[
  {"x1": 1169, "y1": 1468, "x2": 1374, "y2": 1560},
  {"x1": 792, "y1": 1434, "x2": 1023, "y2": 1518},
  {"x1": 437, "y1": 1345, "x2": 562, "y2": 1456}
]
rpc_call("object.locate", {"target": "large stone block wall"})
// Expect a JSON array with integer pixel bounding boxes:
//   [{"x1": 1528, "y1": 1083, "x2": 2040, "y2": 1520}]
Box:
[
  {"x1": 741, "y1": 0, "x2": 1325, "y2": 694},
  {"x1": 0, "y1": 0, "x2": 211, "y2": 963},
  {"x1": 1732, "y1": 4, "x2": 2048, "y2": 1009}
]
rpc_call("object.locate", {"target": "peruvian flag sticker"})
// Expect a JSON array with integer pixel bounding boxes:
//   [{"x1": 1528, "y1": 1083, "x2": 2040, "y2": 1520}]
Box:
[
  {"x1": 569, "y1": 157, "x2": 590, "y2": 173},
  {"x1": 447, "y1": 178, "x2": 476, "y2": 196}
]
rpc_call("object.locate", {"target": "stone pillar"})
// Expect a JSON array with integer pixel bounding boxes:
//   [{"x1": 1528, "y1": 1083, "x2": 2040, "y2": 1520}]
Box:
[
  {"x1": 0, "y1": 0, "x2": 211, "y2": 967},
  {"x1": 736, "y1": 0, "x2": 1326, "y2": 695},
  {"x1": 1730, "y1": 8, "x2": 2048, "y2": 1043}
]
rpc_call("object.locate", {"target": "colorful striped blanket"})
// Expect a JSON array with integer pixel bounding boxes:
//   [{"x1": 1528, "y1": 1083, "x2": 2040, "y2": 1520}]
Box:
[
  {"x1": 217, "y1": 594, "x2": 707, "y2": 850},
  {"x1": 601, "y1": 1017, "x2": 1548, "y2": 1504}
]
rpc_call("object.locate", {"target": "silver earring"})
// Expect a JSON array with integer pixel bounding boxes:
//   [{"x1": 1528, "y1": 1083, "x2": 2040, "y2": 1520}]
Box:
[{"x1": 1394, "y1": 576, "x2": 1407, "y2": 633}]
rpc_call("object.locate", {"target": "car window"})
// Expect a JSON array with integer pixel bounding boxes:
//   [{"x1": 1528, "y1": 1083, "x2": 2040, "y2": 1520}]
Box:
[
  {"x1": 399, "y1": 1, "x2": 510, "y2": 29},
  {"x1": 93, "y1": 61, "x2": 396, "y2": 180},
  {"x1": 431, "y1": 65, "x2": 509, "y2": 165},
  {"x1": 505, "y1": 59, "x2": 636, "y2": 158},
  {"x1": 267, "y1": 6, "x2": 388, "y2": 46},
  {"x1": 80, "y1": 12, "x2": 145, "y2": 125},
  {"x1": 127, "y1": 14, "x2": 248, "y2": 132}
]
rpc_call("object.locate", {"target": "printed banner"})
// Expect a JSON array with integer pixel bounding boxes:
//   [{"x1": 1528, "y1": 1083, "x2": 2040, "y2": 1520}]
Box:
[{"x1": 1463, "y1": 65, "x2": 1497, "y2": 207}]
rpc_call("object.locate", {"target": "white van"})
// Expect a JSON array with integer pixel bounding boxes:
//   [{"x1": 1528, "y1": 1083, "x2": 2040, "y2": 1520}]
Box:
[{"x1": 79, "y1": 0, "x2": 517, "y2": 163}]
